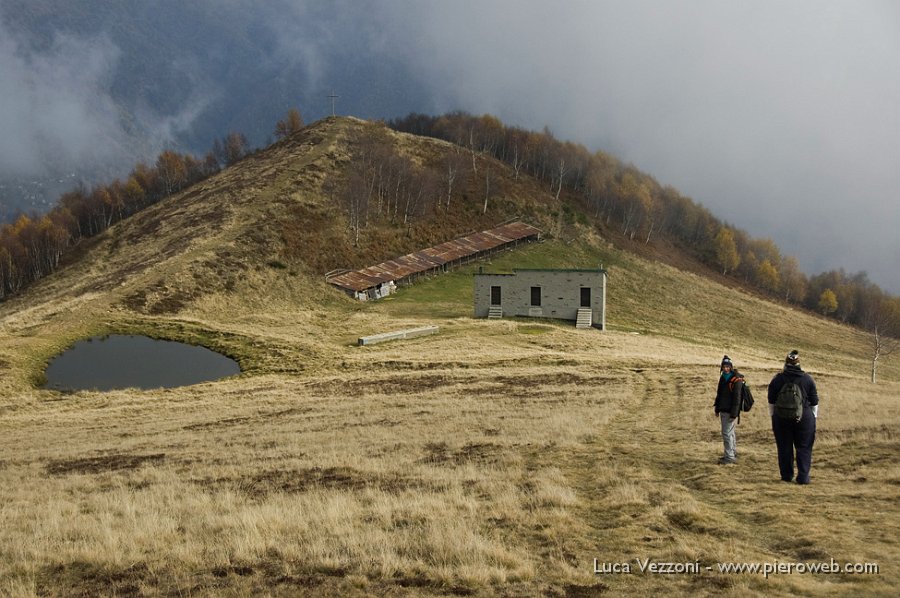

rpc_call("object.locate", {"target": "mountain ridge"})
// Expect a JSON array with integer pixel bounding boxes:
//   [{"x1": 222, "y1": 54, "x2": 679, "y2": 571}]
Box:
[{"x1": 1, "y1": 115, "x2": 898, "y2": 597}]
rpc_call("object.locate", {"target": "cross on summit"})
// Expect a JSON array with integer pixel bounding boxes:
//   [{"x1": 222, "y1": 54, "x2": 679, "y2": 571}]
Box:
[{"x1": 328, "y1": 91, "x2": 339, "y2": 117}]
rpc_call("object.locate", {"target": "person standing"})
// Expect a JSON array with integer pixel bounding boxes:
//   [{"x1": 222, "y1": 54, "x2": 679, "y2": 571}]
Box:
[
  {"x1": 768, "y1": 350, "x2": 819, "y2": 484},
  {"x1": 714, "y1": 355, "x2": 743, "y2": 464}
]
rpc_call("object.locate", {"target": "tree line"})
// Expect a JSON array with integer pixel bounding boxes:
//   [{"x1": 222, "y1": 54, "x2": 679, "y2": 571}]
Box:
[
  {"x1": 0, "y1": 133, "x2": 261, "y2": 300},
  {"x1": 388, "y1": 111, "x2": 900, "y2": 339},
  {"x1": 2, "y1": 106, "x2": 896, "y2": 364},
  {"x1": 0, "y1": 109, "x2": 311, "y2": 301}
]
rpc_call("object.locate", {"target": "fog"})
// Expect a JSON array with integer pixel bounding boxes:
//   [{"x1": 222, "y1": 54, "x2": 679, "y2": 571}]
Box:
[
  {"x1": 363, "y1": 0, "x2": 900, "y2": 292},
  {"x1": 0, "y1": 20, "x2": 125, "y2": 178},
  {"x1": 0, "y1": 8, "x2": 213, "y2": 205},
  {"x1": 1, "y1": 0, "x2": 897, "y2": 292}
]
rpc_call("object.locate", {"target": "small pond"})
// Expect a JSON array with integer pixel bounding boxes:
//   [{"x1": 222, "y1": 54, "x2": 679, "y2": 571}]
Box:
[{"x1": 43, "y1": 334, "x2": 241, "y2": 391}]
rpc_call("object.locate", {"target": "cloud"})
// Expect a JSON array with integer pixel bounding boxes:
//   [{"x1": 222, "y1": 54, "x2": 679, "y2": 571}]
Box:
[
  {"x1": 3, "y1": 0, "x2": 897, "y2": 292},
  {"x1": 0, "y1": 12, "x2": 213, "y2": 185},
  {"x1": 0, "y1": 21, "x2": 125, "y2": 177},
  {"x1": 358, "y1": 0, "x2": 900, "y2": 292}
]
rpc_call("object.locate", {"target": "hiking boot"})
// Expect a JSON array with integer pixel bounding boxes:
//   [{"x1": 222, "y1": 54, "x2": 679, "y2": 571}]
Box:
[{"x1": 717, "y1": 457, "x2": 737, "y2": 465}]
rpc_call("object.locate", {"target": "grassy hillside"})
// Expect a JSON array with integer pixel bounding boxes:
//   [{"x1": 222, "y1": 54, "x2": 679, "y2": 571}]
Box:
[{"x1": 0, "y1": 118, "x2": 897, "y2": 596}]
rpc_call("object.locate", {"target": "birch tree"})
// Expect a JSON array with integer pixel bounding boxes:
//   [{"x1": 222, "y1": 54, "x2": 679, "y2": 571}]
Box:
[{"x1": 865, "y1": 297, "x2": 900, "y2": 383}]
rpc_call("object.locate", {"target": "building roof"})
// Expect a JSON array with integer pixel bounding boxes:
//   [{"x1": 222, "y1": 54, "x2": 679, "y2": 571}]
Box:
[
  {"x1": 326, "y1": 221, "x2": 542, "y2": 293},
  {"x1": 475, "y1": 268, "x2": 608, "y2": 275}
]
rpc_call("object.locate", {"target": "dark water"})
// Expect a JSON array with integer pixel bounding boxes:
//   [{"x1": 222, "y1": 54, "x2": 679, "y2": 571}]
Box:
[{"x1": 43, "y1": 335, "x2": 241, "y2": 391}]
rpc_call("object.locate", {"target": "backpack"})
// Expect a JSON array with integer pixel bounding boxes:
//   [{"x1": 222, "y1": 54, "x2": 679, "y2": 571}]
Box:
[
  {"x1": 740, "y1": 382, "x2": 754, "y2": 412},
  {"x1": 728, "y1": 375, "x2": 753, "y2": 415},
  {"x1": 775, "y1": 380, "x2": 804, "y2": 420}
]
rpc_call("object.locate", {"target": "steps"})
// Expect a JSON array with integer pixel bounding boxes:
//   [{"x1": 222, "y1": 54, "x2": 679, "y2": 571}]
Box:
[
  {"x1": 488, "y1": 306, "x2": 503, "y2": 319},
  {"x1": 575, "y1": 308, "x2": 593, "y2": 329}
]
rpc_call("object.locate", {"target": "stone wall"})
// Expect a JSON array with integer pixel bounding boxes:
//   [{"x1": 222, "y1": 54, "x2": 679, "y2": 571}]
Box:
[{"x1": 473, "y1": 269, "x2": 607, "y2": 329}]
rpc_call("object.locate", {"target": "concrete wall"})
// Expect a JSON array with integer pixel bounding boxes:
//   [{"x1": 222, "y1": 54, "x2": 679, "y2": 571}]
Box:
[
  {"x1": 473, "y1": 269, "x2": 607, "y2": 329},
  {"x1": 358, "y1": 325, "x2": 439, "y2": 346}
]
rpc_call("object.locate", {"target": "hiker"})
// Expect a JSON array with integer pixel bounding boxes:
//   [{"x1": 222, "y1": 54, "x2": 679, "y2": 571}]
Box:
[
  {"x1": 768, "y1": 350, "x2": 819, "y2": 484},
  {"x1": 713, "y1": 355, "x2": 743, "y2": 464}
]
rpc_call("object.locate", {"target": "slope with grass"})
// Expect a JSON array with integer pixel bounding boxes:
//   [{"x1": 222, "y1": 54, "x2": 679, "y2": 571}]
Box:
[{"x1": 0, "y1": 117, "x2": 897, "y2": 597}]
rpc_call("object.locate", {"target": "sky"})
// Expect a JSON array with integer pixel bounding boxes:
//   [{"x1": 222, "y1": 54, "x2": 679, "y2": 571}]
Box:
[
  {"x1": 1, "y1": 0, "x2": 898, "y2": 293},
  {"x1": 362, "y1": 0, "x2": 900, "y2": 293},
  {"x1": 0, "y1": 17, "x2": 126, "y2": 177}
]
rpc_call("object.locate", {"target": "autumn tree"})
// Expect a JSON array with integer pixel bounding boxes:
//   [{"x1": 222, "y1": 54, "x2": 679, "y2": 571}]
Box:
[
  {"x1": 780, "y1": 256, "x2": 808, "y2": 303},
  {"x1": 274, "y1": 108, "x2": 304, "y2": 139},
  {"x1": 35, "y1": 215, "x2": 69, "y2": 272},
  {"x1": 818, "y1": 288, "x2": 838, "y2": 316},
  {"x1": 0, "y1": 234, "x2": 26, "y2": 296},
  {"x1": 756, "y1": 259, "x2": 781, "y2": 295},
  {"x1": 122, "y1": 176, "x2": 146, "y2": 212},
  {"x1": 584, "y1": 151, "x2": 618, "y2": 222},
  {"x1": 714, "y1": 227, "x2": 740, "y2": 274},
  {"x1": 616, "y1": 171, "x2": 649, "y2": 240},
  {"x1": 215, "y1": 132, "x2": 250, "y2": 166},
  {"x1": 156, "y1": 150, "x2": 188, "y2": 196},
  {"x1": 505, "y1": 128, "x2": 529, "y2": 179},
  {"x1": 0, "y1": 244, "x2": 11, "y2": 299},
  {"x1": 130, "y1": 162, "x2": 162, "y2": 203}
]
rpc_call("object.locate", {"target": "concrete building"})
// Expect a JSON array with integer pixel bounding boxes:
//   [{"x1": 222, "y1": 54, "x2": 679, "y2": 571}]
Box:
[{"x1": 474, "y1": 268, "x2": 607, "y2": 329}]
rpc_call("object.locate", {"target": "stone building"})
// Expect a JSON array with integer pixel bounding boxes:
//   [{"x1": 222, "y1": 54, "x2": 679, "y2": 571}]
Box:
[{"x1": 473, "y1": 268, "x2": 607, "y2": 329}]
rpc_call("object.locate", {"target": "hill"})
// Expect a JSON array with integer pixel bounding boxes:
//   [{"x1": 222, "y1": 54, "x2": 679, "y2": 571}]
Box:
[
  {"x1": 0, "y1": 117, "x2": 897, "y2": 596},
  {"x1": 0, "y1": 0, "x2": 426, "y2": 214}
]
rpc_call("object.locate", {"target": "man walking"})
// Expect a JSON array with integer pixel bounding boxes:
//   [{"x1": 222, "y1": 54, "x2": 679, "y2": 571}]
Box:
[
  {"x1": 714, "y1": 355, "x2": 743, "y2": 464},
  {"x1": 768, "y1": 350, "x2": 819, "y2": 484}
]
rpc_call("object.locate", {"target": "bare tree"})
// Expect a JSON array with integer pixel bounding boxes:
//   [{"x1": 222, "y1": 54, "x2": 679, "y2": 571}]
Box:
[
  {"x1": 441, "y1": 151, "x2": 467, "y2": 211},
  {"x1": 483, "y1": 165, "x2": 492, "y2": 214},
  {"x1": 341, "y1": 170, "x2": 367, "y2": 247},
  {"x1": 554, "y1": 158, "x2": 568, "y2": 201},
  {"x1": 865, "y1": 297, "x2": 900, "y2": 383}
]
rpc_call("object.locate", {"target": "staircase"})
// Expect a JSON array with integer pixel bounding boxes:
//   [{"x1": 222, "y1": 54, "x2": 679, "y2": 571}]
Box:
[
  {"x1": 575, "y1": 308, "x2": 593, "y2": 329},
  {"x1": 488, "y1": 306, "x2": 503, "y2": 319}
]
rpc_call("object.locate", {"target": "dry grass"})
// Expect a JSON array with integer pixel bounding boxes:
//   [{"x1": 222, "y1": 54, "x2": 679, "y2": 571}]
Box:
[
  {"x1": 2, "y1": 303, "x2": 897, "y2": 596},
  {"x1": 0, "y1": 118, "x2": 897, "y2": 596}
]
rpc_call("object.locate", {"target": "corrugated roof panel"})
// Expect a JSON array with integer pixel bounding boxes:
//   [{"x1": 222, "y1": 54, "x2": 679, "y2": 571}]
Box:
[{"x1": 327, "y1": 222, "x2": 541, "y2": 292}]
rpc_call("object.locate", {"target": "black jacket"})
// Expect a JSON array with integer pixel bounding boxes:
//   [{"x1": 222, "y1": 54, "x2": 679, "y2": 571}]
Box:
[
  {"x1": 768, "y1": 364, "x2": 819, "y2": 407},
  {"x1": 714, "y1": 369, "x2": 744, "y2": 418}
]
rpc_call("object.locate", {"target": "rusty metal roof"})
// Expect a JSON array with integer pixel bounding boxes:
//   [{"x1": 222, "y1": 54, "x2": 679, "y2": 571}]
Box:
[{"x1": 326, "y1": 221, "x2": 542, "y2": 292}]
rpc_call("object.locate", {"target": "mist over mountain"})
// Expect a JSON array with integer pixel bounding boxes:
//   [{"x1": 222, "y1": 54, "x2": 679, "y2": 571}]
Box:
[
  {"x1": 1, "y1": 0, "x2": 897, "y2": 293},
  {"x1": 0, "y1": 0, "x2": 431, "y2": 218}
]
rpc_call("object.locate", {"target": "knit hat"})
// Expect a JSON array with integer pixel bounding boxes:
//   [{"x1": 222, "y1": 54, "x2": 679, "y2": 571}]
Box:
[
  {"x1": 785, "y1": 350, "x2": 800, "y2": 366},
  {"x1": 721, "y1": 355, "x2": 733, "y2": 368}
]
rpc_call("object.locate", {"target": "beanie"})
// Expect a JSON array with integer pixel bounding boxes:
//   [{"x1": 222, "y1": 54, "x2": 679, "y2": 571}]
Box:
[
  {"x1": 721, "y1": 355, "x2": 733, "y2": 368},
  {"x1": 785, "y1": 350, "x2": 800, "y2": 366}
]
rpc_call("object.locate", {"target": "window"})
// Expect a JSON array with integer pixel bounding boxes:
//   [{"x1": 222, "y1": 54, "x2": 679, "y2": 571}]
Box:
[{"x1": 531, "y1": 286, "x2": 542, "y2": 306}]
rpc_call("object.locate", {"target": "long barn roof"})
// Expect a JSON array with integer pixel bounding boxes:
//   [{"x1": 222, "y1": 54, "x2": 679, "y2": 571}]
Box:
[{"x1": 326, "y1": 222, "x2": 541, "y2": 293}]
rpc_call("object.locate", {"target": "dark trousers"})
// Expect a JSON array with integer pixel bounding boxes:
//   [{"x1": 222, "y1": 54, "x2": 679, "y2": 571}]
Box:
[{"x1": 772, "y1": 410, "x2": 816, "y2": 483}]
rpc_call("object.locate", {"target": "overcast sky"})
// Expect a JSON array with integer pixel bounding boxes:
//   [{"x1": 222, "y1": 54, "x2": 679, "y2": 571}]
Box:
[
  {"x1": 0, "y1": 17, "x2": 125, "y2": 177},
  {"x1": 358, "y1": 0, "x2": 900, "y2": 292},
  {"x1": 2, "y1": 0, "x2": 898, "y2": 292}
]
